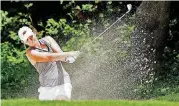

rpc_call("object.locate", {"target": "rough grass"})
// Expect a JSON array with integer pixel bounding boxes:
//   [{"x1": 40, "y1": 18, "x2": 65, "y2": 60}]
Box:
[{"x1": 2, "y1": 99, "x2": 179, "y2": 106}]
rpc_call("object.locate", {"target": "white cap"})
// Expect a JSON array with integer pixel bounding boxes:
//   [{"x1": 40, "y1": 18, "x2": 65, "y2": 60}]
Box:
[{"x1": 18, "y1": 26, "x2": 35, "y2": 43}]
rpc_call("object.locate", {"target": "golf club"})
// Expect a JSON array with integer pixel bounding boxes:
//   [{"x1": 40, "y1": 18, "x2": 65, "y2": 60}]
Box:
[{"x1": 81, "y1": 4, "x2": 132, "y2": 50}]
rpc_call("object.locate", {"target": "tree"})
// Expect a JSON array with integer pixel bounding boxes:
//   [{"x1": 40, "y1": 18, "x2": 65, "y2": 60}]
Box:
[{"x1": 131, "y1": 1, "x2": 170, "y2": 83}]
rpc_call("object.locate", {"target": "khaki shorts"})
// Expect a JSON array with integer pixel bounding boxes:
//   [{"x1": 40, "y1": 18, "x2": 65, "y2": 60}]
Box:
[{"x1": 38, "y1": 83, "x2": 72, "y2": 100}]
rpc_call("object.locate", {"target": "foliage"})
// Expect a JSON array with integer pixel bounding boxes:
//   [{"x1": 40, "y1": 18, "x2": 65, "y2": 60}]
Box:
[
  {"x1": 134, "y1": 50, "x2": 179, "y2": 99},
  {"x1": 155, "y1": 93, "x2": 179, "y2": 102},
  {"x1": 44, "y1": 18, "x2": 91, "y2": 51},
  {"x1": 1, "y1": 42, "x2": 38, "y2": 99}
]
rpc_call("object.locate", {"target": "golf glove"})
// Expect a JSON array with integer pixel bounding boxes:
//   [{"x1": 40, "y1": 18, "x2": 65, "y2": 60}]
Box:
[{"x1": 66, "y1": 56, "x2": 75, "y2": 63}]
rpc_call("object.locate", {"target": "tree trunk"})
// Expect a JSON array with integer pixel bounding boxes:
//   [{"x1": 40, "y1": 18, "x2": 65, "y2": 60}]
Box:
[{"x1": 131, "y1": 1, "x2": 169, "y2": 81}]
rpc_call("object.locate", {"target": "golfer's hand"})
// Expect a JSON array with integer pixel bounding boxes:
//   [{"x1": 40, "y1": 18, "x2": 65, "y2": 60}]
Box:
[
  {"x1": 70, "y1": 51, "x2": 80, "y2": 59},
  {"x1": 66, "y1": 51, "x2": 80, "y2": 63}
]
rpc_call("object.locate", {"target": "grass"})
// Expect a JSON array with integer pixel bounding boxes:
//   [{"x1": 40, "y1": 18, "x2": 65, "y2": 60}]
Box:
[
  {"x1": 2, "y1": 93, "x2": 179, "y2": 106},
  {"x1": 2, "y1": 99, "x2": 179, "y2": 106}
]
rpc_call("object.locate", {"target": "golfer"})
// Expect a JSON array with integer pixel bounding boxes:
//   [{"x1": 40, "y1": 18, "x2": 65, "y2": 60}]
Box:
[{"x1": 18, "y1": 26, "x2": 80, "y2": 100}]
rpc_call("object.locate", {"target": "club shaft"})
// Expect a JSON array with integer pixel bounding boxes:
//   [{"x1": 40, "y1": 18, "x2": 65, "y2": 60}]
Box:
[
  {"x1": 80, "y1": 7, "x2": 131, "y2": 51},
  {"x1": 90, "y1": 10, "x2": 130, "y2": 44}
]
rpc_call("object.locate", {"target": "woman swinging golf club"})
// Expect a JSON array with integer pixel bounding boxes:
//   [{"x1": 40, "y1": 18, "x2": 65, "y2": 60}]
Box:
[{"x1": 18, "y1": 26, "x2": 80, "y2": 100}]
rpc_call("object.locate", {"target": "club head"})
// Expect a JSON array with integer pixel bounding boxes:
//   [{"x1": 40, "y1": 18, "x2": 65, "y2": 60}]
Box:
[{"x1": 127, "y1": 4, "x2": 132, "y2": 12}]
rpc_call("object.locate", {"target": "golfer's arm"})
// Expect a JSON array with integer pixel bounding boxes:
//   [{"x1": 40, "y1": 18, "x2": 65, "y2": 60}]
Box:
[
  {"x1": 45, "y1": 36, "x2": 63, "y2": 53},
  {"x1": 26, "y1": 50, "x2": 73, "y2": 62}
]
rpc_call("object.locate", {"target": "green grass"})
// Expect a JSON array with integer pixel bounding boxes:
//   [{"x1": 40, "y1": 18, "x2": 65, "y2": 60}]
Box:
[
  {"x1": 2, "y1": 93, "x2": 179, "y2": 106},
  {"x1": 2, "y1": 99, "x2": 179, "y2": 106}
]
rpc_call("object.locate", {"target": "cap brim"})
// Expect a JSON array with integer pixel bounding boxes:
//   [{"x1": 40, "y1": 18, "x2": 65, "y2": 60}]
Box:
[{"x1": 23, "y1": 34, "x2": 33, "y2": 43}]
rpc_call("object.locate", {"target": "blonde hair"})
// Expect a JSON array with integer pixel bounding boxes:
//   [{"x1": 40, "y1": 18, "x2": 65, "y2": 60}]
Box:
[{"x1": 29, "y1": 25, "x2": 39, "y2": 35}]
